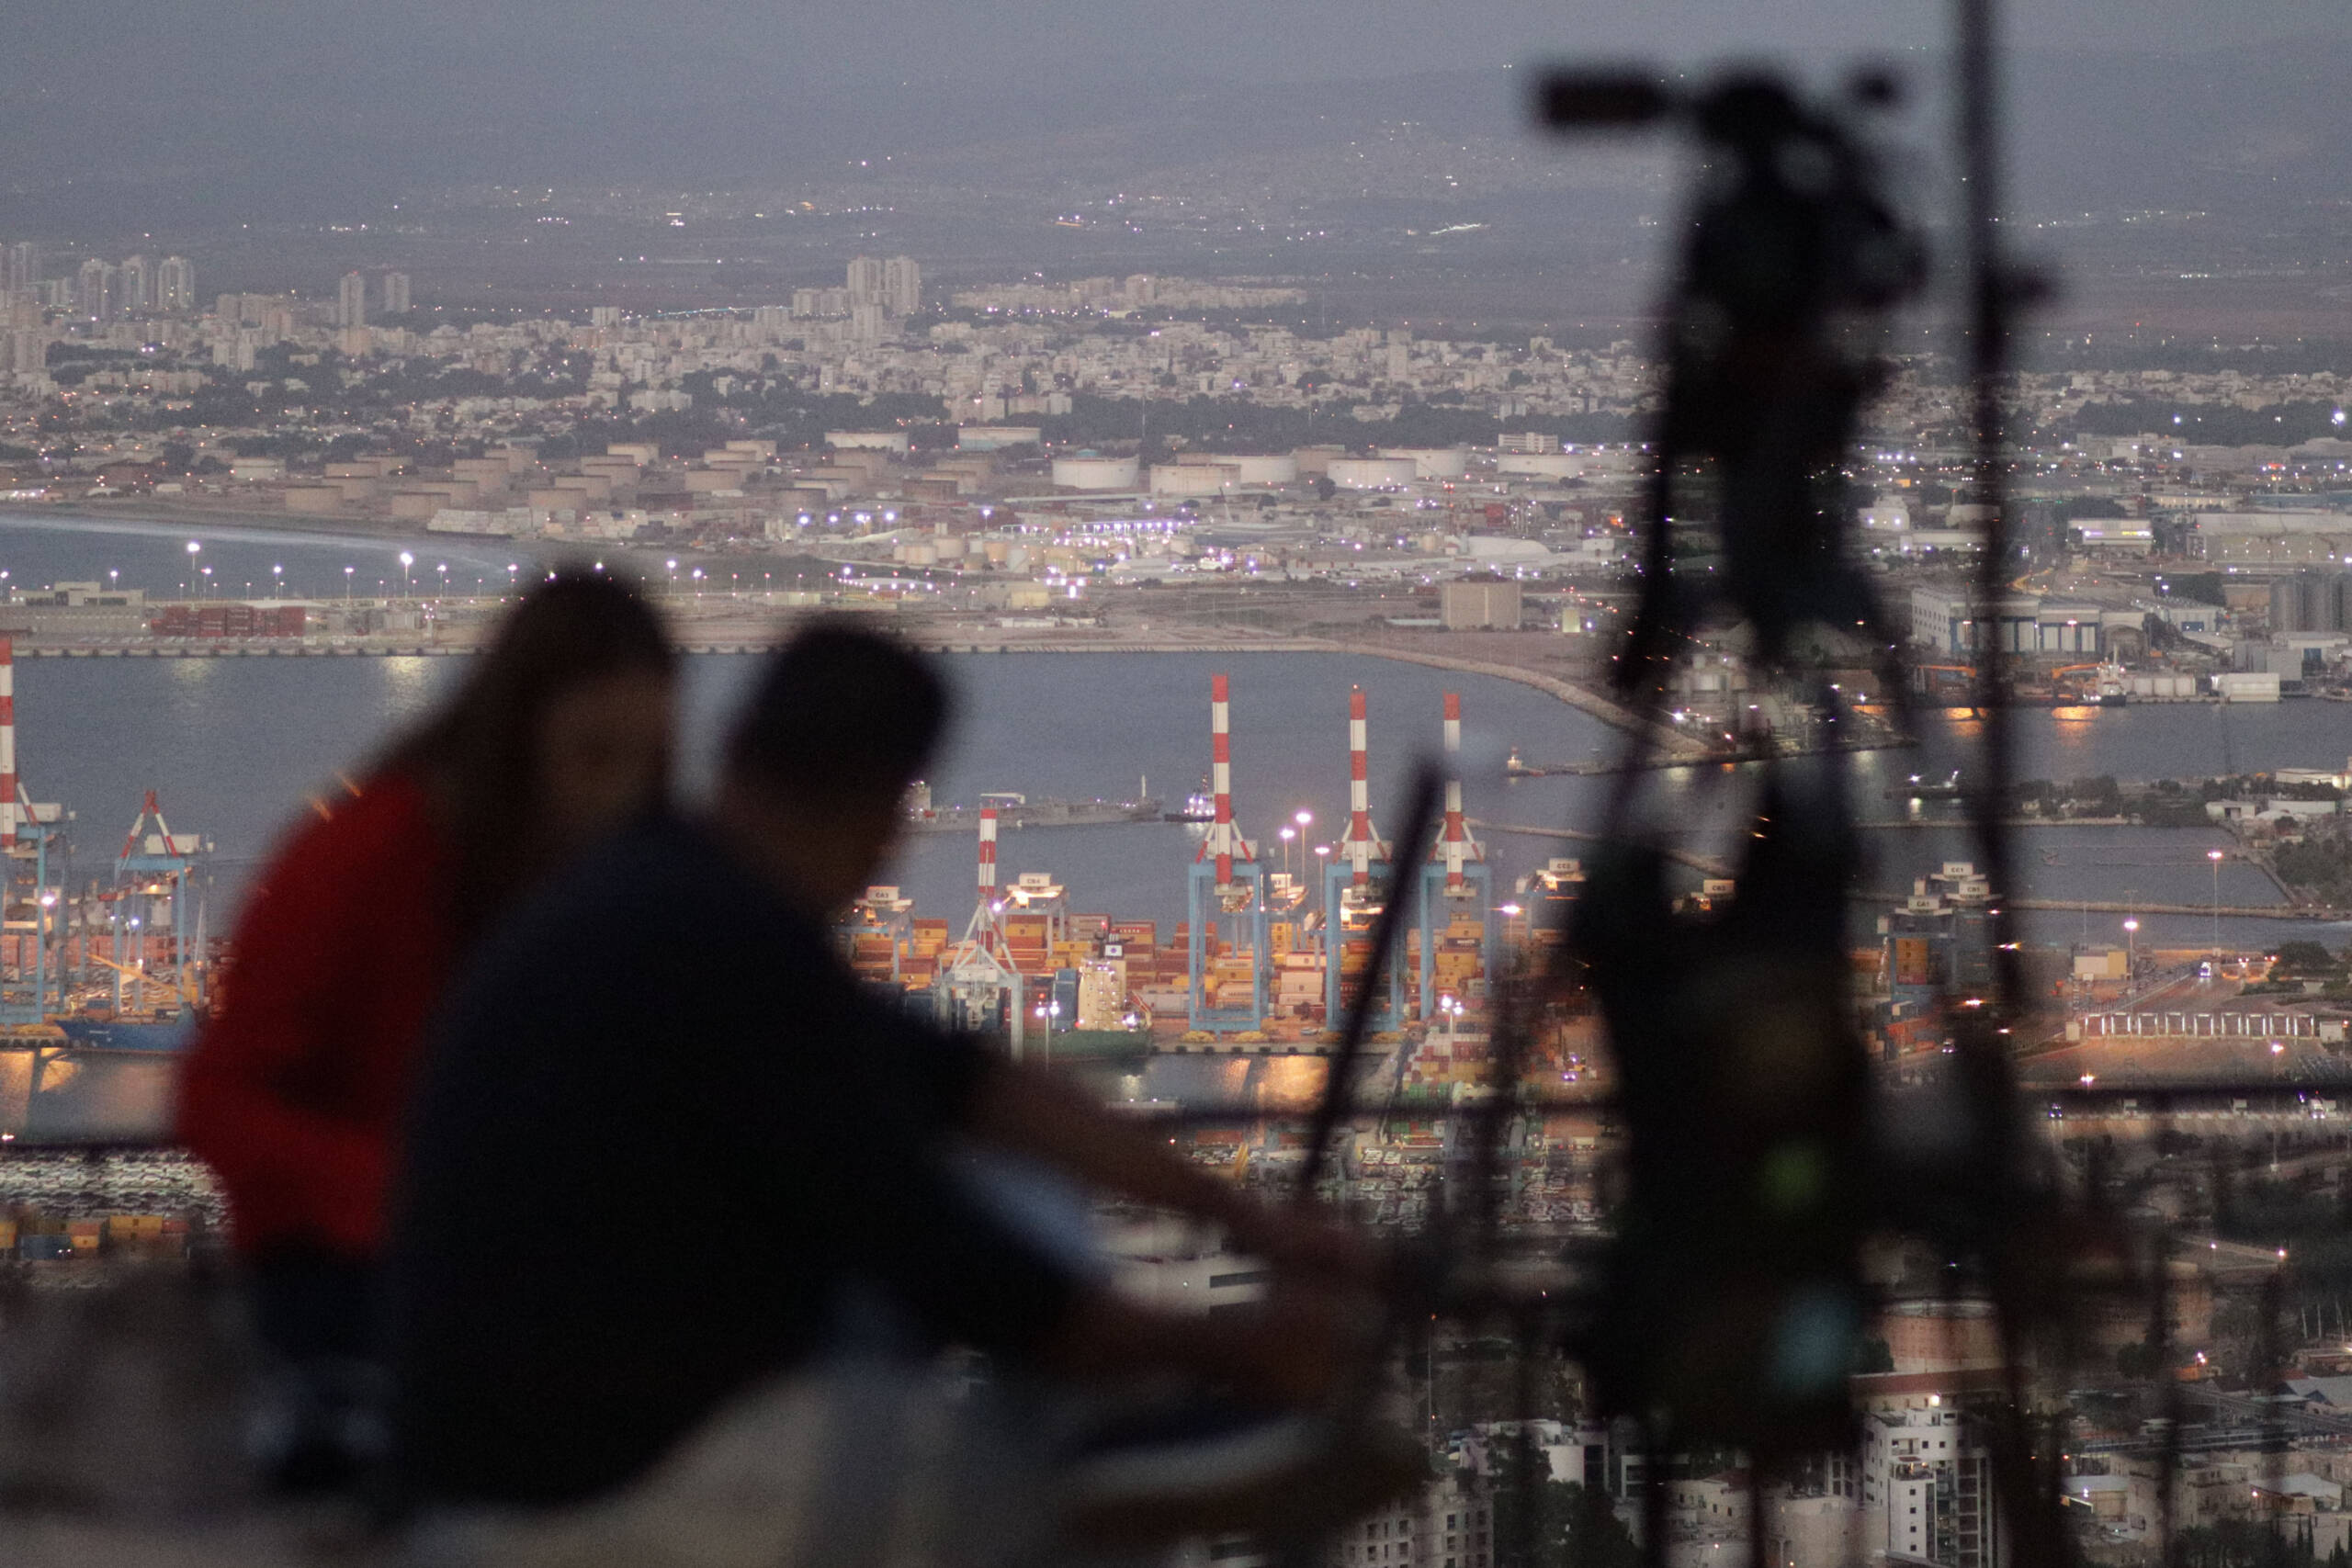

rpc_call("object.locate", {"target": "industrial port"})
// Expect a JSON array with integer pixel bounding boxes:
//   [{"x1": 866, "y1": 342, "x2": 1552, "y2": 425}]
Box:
[
  {"x1": 842, "y1": 675, "x2": 1518, "y2": 1056},
  {"x1": 0, "y1": 632, "x2": 212, "y2": 1135}
]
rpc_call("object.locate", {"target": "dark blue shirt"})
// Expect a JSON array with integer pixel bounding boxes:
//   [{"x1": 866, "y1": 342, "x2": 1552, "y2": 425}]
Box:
[{"x1": 386, "y1": 812, "x2": 1074, "y2": 1505}]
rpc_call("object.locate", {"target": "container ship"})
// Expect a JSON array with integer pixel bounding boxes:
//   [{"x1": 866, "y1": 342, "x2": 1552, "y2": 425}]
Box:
[{"x1": 902, "y1": 781, "x2": 1162, "y2": 833}]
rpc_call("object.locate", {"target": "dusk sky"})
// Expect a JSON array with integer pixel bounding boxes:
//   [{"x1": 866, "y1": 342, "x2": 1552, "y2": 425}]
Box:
[
  {"x1": 5, "y1": 1, "x2": 2347, "y2": 211},
  {"x1": 16, "y1": 0, "x2": 2350, "y2": 95},
  {"x1": 18, "y1": 0, "x2": 2352, "y2": 83}
]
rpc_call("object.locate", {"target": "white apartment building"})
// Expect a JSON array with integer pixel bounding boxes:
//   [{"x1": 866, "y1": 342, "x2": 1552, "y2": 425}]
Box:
[
  {"x1": 1861, "y1": 1402, "x2": 1999, "y2": 1568},
  {"x1": 154, "y1": 256, "x2": 195, "y2": 314}
]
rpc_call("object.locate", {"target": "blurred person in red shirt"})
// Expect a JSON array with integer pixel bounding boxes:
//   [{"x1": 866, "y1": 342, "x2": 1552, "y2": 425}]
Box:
[{"x1": 177, "y1": 569, "x2": 677, "y2": 1494}]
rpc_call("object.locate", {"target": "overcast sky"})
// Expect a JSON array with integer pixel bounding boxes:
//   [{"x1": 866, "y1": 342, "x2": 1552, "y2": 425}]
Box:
[
  {"x1": 1, "y1": 0, "x2": 2342, "y2": 212},
  {"x1": 21, "y1": 0, "x2": 2351, "y2": 87}
]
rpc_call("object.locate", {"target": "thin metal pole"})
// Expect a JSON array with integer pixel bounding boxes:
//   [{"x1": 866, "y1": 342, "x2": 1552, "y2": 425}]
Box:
[
  {"x1": 1954, "y1": 5, "x2": 2068, "y2": 1566},
  {"x1": 1958, "y1": 0, "x2": 2022, "y2": 1020},
  {"x1": 1296, "y1": 764, "x2": 1440, "y2": 1202}
]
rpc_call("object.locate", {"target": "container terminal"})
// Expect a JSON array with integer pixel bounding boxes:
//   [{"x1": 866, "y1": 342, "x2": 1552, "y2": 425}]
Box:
[
  {"x1": 0, "y1": 666, "x2": 2341, "y2": 1267},
  {"x1": 837, "y1": 677, "x2": 1534, "y2": 1057}
]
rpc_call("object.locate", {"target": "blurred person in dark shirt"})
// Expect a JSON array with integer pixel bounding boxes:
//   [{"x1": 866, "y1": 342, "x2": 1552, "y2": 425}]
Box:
[
  {"x1": 177, "y1": 570, "x2": 676, "y2": 1494},
  {"x1": 388, "y1": 621, "x2": 1381, "y2": 1518}
]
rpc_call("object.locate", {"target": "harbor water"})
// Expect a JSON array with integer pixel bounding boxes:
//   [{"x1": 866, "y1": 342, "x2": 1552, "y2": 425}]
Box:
[{"x1": 0, "y1": 515, "x2": 2346, "y2": 956}]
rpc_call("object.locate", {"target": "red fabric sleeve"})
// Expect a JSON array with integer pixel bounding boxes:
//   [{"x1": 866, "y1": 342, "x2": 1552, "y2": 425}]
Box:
[{"x1": 176, "y1": 773, "x2": 450, "y2": 1259}]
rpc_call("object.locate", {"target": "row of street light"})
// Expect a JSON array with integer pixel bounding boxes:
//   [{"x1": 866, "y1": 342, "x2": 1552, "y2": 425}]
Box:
[
  {"x1": 2113, "y1": 847, "x2": 2233, "y2": 978},
  {"x1": 164, "y1": 542, "x2": 530, "y2": 601},
  {"x1": 148, "y1": 543, "x2": 808, "y2": 604}
]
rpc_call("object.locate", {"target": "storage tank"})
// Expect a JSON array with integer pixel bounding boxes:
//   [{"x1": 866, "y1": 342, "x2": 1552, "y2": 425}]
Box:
[
  {"x1": 1232, "y1": 453, "x2": 1298, "y2": 485},
  {"x1": 1291, "y1": 446, "x2": 1347, "y2": 478},
  {"x1": 1180, "y1": 452, "x2": 1296, "y2": 486},
  {"x1": 1381, "y1": 446, "x2": 1468, "y2": 480},
  {"x1": 1497, "y1": 453, "x2": 1585, "y2": 479},
  {"x1": 1150, "y1": 463, "x2": 1240, "y2": 498},
  {"x1": 827, "y1": 431, "x2": 910, "y2": 454},
  {"x1": 1053, "y1": 455, "x2": 1142, "y2": 491},
  {"x1": 1327, "y1": 457, "x2": 1419, "y2": 491}
]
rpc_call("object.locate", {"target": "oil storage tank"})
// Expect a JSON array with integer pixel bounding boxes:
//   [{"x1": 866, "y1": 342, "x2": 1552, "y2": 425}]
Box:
[
  {"x1": 1180, "y1": 452, "x2": 1295, "y2": 486},
  {"x1": 1327, "y1": 457, "x2": 1419, "y2": 490},
  {"x1": 1380, "y1": 446, "x2": 1468, "y2": 480},
  {"x1": 1052, "y1": 455, "x2": 1142, "y2": 491},
  {"x1": 1149, "y1": 463, "x2": 1241, "y2": 498},
  {"x1": 1497, "y1": 452, "x2": 1585, "y2": 479}
]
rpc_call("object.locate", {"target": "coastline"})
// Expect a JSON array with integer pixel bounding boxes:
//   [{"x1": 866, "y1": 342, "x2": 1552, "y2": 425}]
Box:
[
  {"x1": 0, "y1": 503, "x2": 1702, "y2": 748},
  {"x1": 17, "y1": 497, "x2": 438, "y2": 545}
]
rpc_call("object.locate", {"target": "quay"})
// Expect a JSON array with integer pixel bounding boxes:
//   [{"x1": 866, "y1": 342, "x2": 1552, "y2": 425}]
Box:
[{"x1": 1475, "y1": 823, "x2": 2347, "y2": 922}]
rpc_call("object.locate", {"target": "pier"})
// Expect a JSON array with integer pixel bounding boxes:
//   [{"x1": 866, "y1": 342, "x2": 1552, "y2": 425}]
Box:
[{"x1": 1471, "y1": 822, "x2": 2350, "y2": 921}]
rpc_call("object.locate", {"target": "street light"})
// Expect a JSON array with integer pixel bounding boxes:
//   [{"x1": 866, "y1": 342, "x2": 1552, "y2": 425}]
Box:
[
  {"x1": 1279, "y1": 825, "x2": 1295, "y2": 877},
  {"x1": 185, "y1": 539, "x2": 199, "y2": 596},
  {"x1": 271, "y1": 563, "x2": 283, "y2": 598},
  {"x1": 2123, "y1": 916, "x2": 2139, "y2": 977},
  {"x1": 2209, "y1": 848, "x2": 2226, "y2": 959},
  {"x1": 399, "y1": 551, "x2": 413, "y2": 594},
  {"x1": 344, "y1": 566, "x2": 355, "y2": 601}
]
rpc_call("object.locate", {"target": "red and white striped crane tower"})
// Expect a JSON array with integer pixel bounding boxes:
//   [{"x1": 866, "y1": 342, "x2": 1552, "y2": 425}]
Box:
[
  {"x1": 1186, "y1": 673, "x2": 1271, "y2": 1031},
  {"x1": 1195, "y1": 673, "x2": 1257, "y2": 907},
  {"x1": 0, "y1": 636, "x2": 19, "y2": 851},
  {"x1": 1435, "y1": 691, "x2": 1483, "y2": 896},
  {"x1": 938, "y1": 803, "x2": 1027, "y2": 1048},
  {"x1": 1335, "y1": 684, "x2": 1389, "y2": 894},
  {"x1": 963, "y1": 805, "x2": 1006, "y2": 957}
]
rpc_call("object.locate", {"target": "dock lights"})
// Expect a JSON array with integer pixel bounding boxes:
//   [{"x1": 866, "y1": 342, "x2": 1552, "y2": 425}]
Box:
[{"x1": 399, "y1": 551, "x2": 413, "y2": 593}]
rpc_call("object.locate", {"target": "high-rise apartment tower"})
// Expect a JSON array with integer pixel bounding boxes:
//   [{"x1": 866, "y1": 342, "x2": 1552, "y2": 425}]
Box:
[
  {"x1": 155, "y1": 257, "x2": 196, "y2": 314},
  {"x1": 118, "y1": 255, "x2": 153, "y2": 315},
  {"x1": 77, "y1": 258, "x2": 115, "y2": 322}
]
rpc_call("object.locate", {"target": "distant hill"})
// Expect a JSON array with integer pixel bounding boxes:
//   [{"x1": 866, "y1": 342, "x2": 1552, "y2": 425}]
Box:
[{"x1": 2, "y1": 36, "x2": 2346, "y2": 246}]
